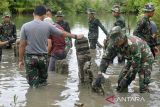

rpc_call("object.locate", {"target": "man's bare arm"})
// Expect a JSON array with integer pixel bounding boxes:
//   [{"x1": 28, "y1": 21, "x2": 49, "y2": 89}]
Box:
[
  {"x1": 48, "y1": 39, "x2": 52, "y2": 55},
  {"x1": 62, "y1": 31, "x2": 84, "y2": 39},
  {"x1": 0, "y1": 41, "x2": 8, "y2": 47},
  {"x1": 19, "y1": 40, "x2": 27, "y2": 62}
]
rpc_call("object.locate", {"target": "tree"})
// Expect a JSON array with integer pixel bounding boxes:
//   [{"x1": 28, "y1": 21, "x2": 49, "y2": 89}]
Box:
[{"x1": 0, "y1": 0, "x2": 9, "y2": 14}]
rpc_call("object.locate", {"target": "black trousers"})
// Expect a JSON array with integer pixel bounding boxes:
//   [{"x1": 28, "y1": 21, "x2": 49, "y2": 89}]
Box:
[{"x1": 89, "y1": 39, "x2": 98, "y2": 49}]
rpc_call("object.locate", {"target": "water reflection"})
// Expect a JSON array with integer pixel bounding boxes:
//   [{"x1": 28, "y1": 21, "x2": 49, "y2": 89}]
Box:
[
  {"x1": 0, "y1": 13, "x2": 160, "y2": 107},
  {"x1": 54, "y1": 48, "x2": 79, "y2": 107},
  {"x1": 0, "y1": 49, "x2": 28, "y2": 107}
]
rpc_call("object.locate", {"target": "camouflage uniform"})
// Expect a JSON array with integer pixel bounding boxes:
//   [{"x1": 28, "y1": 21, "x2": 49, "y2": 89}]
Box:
[
  {"x1": 0, "y1": 21, "x2": 16, "y2": 49},
  {"x1": 114, "y1": 16, "x2": 125, "y2": 29},
  {"x1": 88, "y1": 9, "x2": 108, "y2": 49},
  {"x1": 112, "y1": 5, "x2": 126, "y2": 29},
  {"x1": 133, "y1": 3, "x2": 156, "y2": 57},
  {"x1": 111, "y1": 5, "x2": 126, "y2": 63},
  {"x1": 1, "y1": 22, "x2": 16, "y2": 40},
  {"x1": 25, "y1": 54, "x2": 48, "y2": 87},
  {"x1": 100, "y1": 26, "x2": 154, "y2": 92},
  {"x1": 133, "y1": 16, "x2": 152, "y2": 44},
  {"x1": 56, "y1": 11, "x2": 72, "y2": 49},
  {"x1": 0, "y1": 19, "x2": 16, "y2": 60}
]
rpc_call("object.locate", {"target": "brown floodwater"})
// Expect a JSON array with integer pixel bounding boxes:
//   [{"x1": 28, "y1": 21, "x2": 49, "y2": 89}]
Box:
[{"x1": 0, "y1": 13, "x2": 160, "y2": 107}]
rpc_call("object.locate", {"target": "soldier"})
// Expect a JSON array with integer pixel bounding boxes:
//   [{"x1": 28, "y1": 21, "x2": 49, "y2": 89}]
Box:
[
  {"x1": 1, "y1": 12, "x2": 16, "y2": 49},
  {"x1": 111, "y1": 5, "x2": 126, "y2": 63},
  {"x1": 87, "y1": 8, "x2": 108, "y2": 49},
  {"x1": 133, "y1": 3, "x2": 158, "y2": 57},
  {"x1": 46, "y1": 8, "x2": 53, "y2": 19},
  {"x1": 150, "y1": 21, "x2": 158, "y2": 42},
  {"x1": 94, "y1": 26, "x2": 154, "y2": 93},
  {"x1": 112, "y1": 5, "x2": 126, "y2": 29},
  {"x1": 56, "y1": 11, "x2": 72, "y2": 50},
  {"x1": 0, "y1": 22, "x2": 16, "y2": 61}
]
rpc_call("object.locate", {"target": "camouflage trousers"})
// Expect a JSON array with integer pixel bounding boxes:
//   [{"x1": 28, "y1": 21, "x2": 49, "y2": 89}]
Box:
[
  {"x1": 89, "y1": 39, "x2": 98, "y2": 49},
  {"x1": 24, "y1": 54, "x2": 48, "y2": 87},
  {"x1": 118, "y1": 64, "x2": 152, "y2": 92}
]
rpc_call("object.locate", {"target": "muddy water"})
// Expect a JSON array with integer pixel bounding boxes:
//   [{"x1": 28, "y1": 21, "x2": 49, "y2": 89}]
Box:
[{"x1": 0, "y1": 13, "x2": 160, "y2": 107}]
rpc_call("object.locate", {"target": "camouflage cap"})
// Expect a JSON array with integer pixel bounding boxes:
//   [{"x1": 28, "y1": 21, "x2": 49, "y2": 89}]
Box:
[
  {"x1": 112, "y1": 7, "x2": 120, "y2": 13},
  {"x1": 111, "y1": 5, "x2": 120, "y2": 13},
  {"x1": 87, "y1": 8, "x2": 96, "y2": 14},
  {"x1": 109, "y1": 26, "x2": 124, "y2": 43},
  {"x1": 143, "y1": 3, "x2": 155, "y2": 12},
  {"x1": 55, "y1": 11, "x2": 64, "y2": 17},
  {"x1": 113, "y1": 4, "x2": 120, "y2": 8},
  {"x1": 3, "y1": 12, "x2": 11, "y2": 18}
]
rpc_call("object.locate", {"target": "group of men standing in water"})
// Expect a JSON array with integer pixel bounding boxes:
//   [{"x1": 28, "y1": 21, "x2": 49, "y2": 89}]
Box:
[
  {"x1": 0, "y1": 3, "x2": 159, "y2": 93},
  {"x1": 90, "y1": 3, "x2": 159, "y2": 93}
]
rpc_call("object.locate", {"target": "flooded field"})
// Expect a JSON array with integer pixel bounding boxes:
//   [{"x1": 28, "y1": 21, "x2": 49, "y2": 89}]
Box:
[{"x1": 0, "y1": 13, "x2": 160, "y2": 107}]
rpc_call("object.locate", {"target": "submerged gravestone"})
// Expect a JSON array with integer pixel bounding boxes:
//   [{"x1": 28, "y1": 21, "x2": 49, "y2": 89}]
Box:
[
  {"x1": 75, "y1": 37, "x2": 91, "y2": 83},
  {"x1": 55, "y1": 59, "x2": 68, "y2": 74},
  {"x1": 75, "y1": 37, "x2": 112, "y2": 95}
]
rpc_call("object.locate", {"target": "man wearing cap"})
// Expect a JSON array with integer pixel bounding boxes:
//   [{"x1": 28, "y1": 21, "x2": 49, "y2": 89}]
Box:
[
  {"x1": 0, "y1": 12, "x2": 16, "y2": 49},
  {"x1": 18, "y1": 5, "x2": 84, "y2": 87},
  {"x1": 133, "y1": 3, "x2": 158, "y2": 57},
  {"x1": 55, "y1": 11, "x2": 72, "y2": 50},
  {"x1": 93, "y1": 26, "x2": 154, "y2": 93},
  {"x1": 87, "y1": 8, "x2": 108, "y2": 49},
  {"x1": 110, "y1": 5, "x2": 126, "y2": 63},
  {"x1": 112, "y1": 5, "x2": 126, "y2": 30}
]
